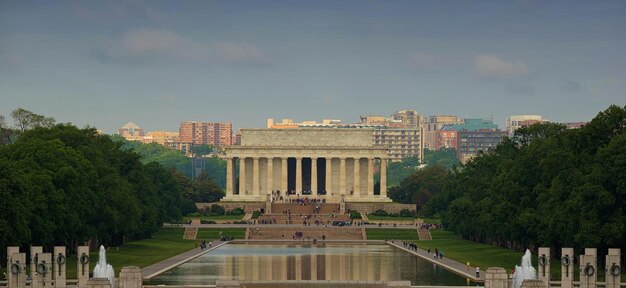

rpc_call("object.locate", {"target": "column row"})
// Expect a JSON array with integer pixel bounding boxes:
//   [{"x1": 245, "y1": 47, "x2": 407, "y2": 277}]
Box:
[{"x1": 225, "y1": 156, "x2": 387, "y2": 199}]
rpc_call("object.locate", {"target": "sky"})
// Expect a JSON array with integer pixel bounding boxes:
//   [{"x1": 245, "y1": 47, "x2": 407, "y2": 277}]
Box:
[{"x1": 1, "y1": 0, "x2": 625, "y2": 133}]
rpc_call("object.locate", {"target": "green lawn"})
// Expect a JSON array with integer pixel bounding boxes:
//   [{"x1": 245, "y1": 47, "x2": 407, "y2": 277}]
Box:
[
  {"x1": 183, "y1": 214, "x2": 245, "y2": 221},
  {"x1": 420, "y1": 218, "x2": 442, "y2": 224},
  {"x1": 196, "y1": 228, "x2": 246, "y2": 240},
  {"x1": 366, "y1": 215, "x2": 417, "y2": 221},
  {"x1": 9, "y1": 227, "x2": 246, "y2": 278},
  {"x1": 366, "y1": 228, "x2": 419, "y2": 240},
  {"x1": 414, "y1": 230, "x2": 523, "y2": 272}
]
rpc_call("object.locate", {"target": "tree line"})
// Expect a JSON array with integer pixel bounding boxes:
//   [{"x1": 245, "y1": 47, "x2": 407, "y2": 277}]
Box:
[
  {"x1": 390, "y1": 105, "x2": 625, "y2": 253},
  {"x1": 0, "y1": 109, "x2": 225, "y2": 261}
]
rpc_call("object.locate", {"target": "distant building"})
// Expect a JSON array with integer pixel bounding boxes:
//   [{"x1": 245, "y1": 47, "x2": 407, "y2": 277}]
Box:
[
  {"x1": 392, "y1": 110, "x2": 421, "y2": 128},
  {"x1": 433, "y1": 125, "x2": 458, "y2": 150},
  {"x1": 118, "y1": 122, "x2": 145, "y2": 140},
  {"x1": 179, "y1": 121, "x2": 233, "y2": 148},
  {"x1": 423, "y1": 115, "x2": 463, "y2": 150},
  {"x1": 232, "y1": 129, "x2": 242, "y2": 145},
  {"x1": 266, "y1": 118, "x2": 341, "y2": 128},
  {"x1": 144, "y1": 131, "x2": 179, "y2": 145},
  {"x1": 451, "y1": 118, "x2": 506, "y2": 163},
  {"x1": 566, "y1": 122, "x2": 587, "y2": 129},
  {"x1": 506, "y1": 115, "x2": 546, "y2": 136}
]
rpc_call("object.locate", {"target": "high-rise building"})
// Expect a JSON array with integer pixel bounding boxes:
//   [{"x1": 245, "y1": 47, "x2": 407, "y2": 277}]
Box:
[
  {"x1": 423, "y1": 115, "x2": 463, "y2": 150},
  {"x1": 506, "y1": 115, "x2": 545, "y2": 136},
  {"x1": 392, "y1": 110, "x2": 421, "y2": 128},
  {"x1": 118, "y1": 122, "x2": 145, "y2": 140},
  {"x1": 179, "y1": 121, "x2": 233, "y2": 148},
  {"x1": 451, "y1": 118, "x2": 506, "y2": 163}
]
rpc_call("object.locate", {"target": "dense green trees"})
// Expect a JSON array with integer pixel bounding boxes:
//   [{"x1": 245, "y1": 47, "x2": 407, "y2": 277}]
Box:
[
  {"x1": 423, "y1": 148, "x2": 460, "y2": 170},
  {"x1": 389, "y1": 105, "x2": 625, "y2": 253},
  {"x1": 0, "y1": 123, "x2": 185, "y2": 259}
]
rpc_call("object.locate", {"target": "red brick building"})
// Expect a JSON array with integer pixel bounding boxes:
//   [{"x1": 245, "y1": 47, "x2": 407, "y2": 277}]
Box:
[{"x1": 179, "y1": 121, "x2": 233, "y2": 147}]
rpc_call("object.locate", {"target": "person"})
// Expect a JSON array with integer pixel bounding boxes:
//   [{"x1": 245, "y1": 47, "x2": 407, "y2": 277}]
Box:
[
  {"x1": 209, "y1": 241, "x2": 212, "y2": 248},
  {"x1": 466, "y1": 261, "x2": 470, "y2": 271},
  {"x1": 475, "y1": 266, "x2": 480, "y2": 278}
]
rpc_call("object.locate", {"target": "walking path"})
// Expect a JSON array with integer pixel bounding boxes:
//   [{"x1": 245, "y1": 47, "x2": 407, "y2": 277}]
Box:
[
  {"x1": 388, "y1": 241, "x2": 485, "y2": 283},
  {"x1": 141, "y1": 240, "x2": 227, "y2": 279}
]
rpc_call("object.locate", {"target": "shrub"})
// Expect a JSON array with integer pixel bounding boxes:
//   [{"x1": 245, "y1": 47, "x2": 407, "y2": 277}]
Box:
[
  {"x1": 399, "y1": 209, "x2": 416, "y2": 218},
  {"x1": 200, "y1": 219, "x2": 216, "y2": 224},
  {"x1": 209, "y1": 204, "x2": 225, "y2": 216},
  {"x1": 227, "y1": 207, "x2": 245, "y2": 215},
  {"x1": 371, "y1": 209, "x2": 388, "y2": 216},
  {"x1": 350, "y1": 211, "x2": 362, "y2": 219},
  {"x1": 252, "y1": 210, "x2": 262, "y2": 219}
]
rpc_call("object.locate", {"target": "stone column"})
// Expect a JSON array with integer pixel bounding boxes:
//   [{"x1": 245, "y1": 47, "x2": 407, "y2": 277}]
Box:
[
  {"x1": 295, "y1": 157, "x2": 302, "y2": 194},
  {"x1": 561, "y1": 248, "x2": 574, "y2": 288},
  {"x1": 367, "y1": 158, "x2": 374, "y2": 196},
  {"x1": 87, "y1": 278, "x2": 111, "y2": 288},
  {"x1": 380, "y1": 158, "x2": 387, "y2": 198},
  {"x1": 605, "y1": 248, "x2": 621, "y2": 288},
  {"x1": 353, "y1": 158, "x2": 360, "y2": 196},
  {"x1": 521, "y1": 279, "x2": 547, "y2": 288},
  {"x1": 253, "y1": 157, "x2": 260, "y2": 196},
  {"x1": 326, "y1": 158, "x2": 332, "y2": 195},
  {"x1": 311, "y1": 157, "x2": 318, "y2": 195},
  {"x1": 30, "y1": 246, "x2": 43, "y2": 286},
  {"x1": 226, "y1": 157, "x2": 233, "y2": 197},
  {"x1": 267, "y1": 157, "x2": 273, "y2": 195},
  {"x1": 8, "y1": 252, "x2": 26, "y2": 288},
  {"x1": 580, "y1": 249, "x2": 597, "y2": 288},
  {"x1": 281, "y1": 158, "x2": 288, "y2": 193},
  {"x1": 77, "y1": 246, "x2": 89, "y2": 288},
  {"x1": 54, "y1": 246, "x2": 67, "y2": 288},
  {"x1": 34, "y1": 253, "x2": 52, "y2": 288},
  {"x1": 538, "y1": 247, "x2": 550, "y2": 287},
  {"x1": 339, "y1": 158, "x2": 346, "y2": 196},
  {"x1": 239, "y1": 157, "x2": 246, "y2": 195}
]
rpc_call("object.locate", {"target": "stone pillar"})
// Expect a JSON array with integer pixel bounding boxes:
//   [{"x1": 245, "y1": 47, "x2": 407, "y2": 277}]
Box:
[
  {"x1": 537, "y1": 247, "x2": 550, "y2": 287},
  {"x1": 296, "y1": 157, "x2": 302, "y2": 194},
  {"x1": 485, "y1": 267, "x2": 508, "y2": 288},
  {"x1": 605, "y1": 248, "x2": 621, "y2": 288},
  {"x1": 311, "y1": 157, "x2": 317, "y2": 195},
  {"x1": 353, "y1": 158, "x2": 360, "y2": 196},
  {"x1": 239, "y1": 157, "x2": 246, "y2": 195},
  {"x1": 253, "y1": 157, "x2": 260, "y2": 196},
  {"x1": 267, "y1": 157, "x2": 273, "y2": 195},
  {"x1": 54, "y1": 246, "x2": 67, "y2": 288},
  {"x1": 87, "y1": 278, "x2": 111, "y2": 288},
  {"x1": 521, "y1": 279, "x2": 547, "y2": 288},
  {"x1": 118, "y1": 266, "x2": 142, "y2": 288},
  {"x1": 380, "y1": 158, "x2": 387, "y2": 198},
  {"x1": 367, "y1": 158, "x2": 374, "y2": 196},
  {"x1": 226, "y1": 157, "x2": 233, "y2": 196},
  {"x1": 560, "y1": 248, "x2": 574, "y2": 288},
  {"x1": 281, "y1": 158, "x2": 288, "y2": 193},
  {"x1": 7, "y1": 247, "x2": 20, "y2": 287},
  {"x1": 34, "y1": 253, "x2": 52, "y2": 288},
  {"x1": 8, "y1": 252, "x2": 26, "y2": 288},
  {"x1": 326, "y1": 158, "x2": 332, "y2": 195},
  {"x1": 30, "y1": 246, "x2": 43, "y2": 286},
  {"x1": 580, "y1": 249, "x2": 597, "y2": 288},
  {"x1": 77, "y1": 246, "x2": 90, "y2": 288},
  {"x1": 339, "y1": 158, "x2": 346, "y2": 196}
]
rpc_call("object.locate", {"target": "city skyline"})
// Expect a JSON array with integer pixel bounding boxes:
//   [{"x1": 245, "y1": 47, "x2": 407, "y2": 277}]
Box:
[{"x1": 1, "y1": 1, "x2": 624, "y2": 134}]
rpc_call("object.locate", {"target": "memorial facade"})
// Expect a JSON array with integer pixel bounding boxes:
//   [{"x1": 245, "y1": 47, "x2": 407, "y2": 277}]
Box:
[{"x1": 222, "y1": 129, "x2": 391, "y2": 202}]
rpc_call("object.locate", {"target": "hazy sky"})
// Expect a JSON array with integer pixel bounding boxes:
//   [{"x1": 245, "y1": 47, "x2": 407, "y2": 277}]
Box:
[{"x1": 1, "y1": 1, "x2": 624, "y2": 133}]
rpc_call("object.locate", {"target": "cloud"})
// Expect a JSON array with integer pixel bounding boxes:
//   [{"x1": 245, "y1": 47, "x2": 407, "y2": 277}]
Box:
[
  {"x1": 563, "y1": 81, "x2": 585, "y2": 93},
  {"x1": 213, "y1": 42, "x2": 265, "y2": 63},
  {"x1": 474, "y1": 55, "x2": 530, "y2": 79},
  {"x1": 92, "y1": 29, "x2": 265, "y2": 66}
]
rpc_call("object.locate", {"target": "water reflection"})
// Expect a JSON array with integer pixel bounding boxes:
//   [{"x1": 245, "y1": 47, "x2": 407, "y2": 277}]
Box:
[{"x1": 147, "y1": 244, "x2": 471, "y2": 286}]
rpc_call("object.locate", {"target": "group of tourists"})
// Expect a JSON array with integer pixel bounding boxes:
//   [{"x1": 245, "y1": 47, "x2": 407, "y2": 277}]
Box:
[
  {"x1": 199, "y1": 240, "x2": 212, "y2": 250},
  {"x1": 427, "y1": 247, "x2": 444, "y2": 259},
  {"x1": 402, "y1": 241, "x2": 419, "y2": 251}
]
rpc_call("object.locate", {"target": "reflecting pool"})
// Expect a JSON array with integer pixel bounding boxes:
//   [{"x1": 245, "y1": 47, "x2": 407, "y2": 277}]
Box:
[{"x1": 146, "y1": 244, "x2": 473, "y2": 286}]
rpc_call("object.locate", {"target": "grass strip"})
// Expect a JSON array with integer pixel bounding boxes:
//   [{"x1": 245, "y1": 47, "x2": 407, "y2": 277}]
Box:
[{"x1": 366, "y1": 228, "x2": 419, "y2": 240}]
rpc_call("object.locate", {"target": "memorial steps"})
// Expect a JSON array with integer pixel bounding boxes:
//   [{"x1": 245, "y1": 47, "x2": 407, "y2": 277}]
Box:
[{"x1": 246, "y1": 227, "x2": 365, "y2": 240}]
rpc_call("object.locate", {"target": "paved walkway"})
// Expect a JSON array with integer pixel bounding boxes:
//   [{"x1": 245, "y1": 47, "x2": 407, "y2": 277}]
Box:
[
  {"x1": 141, "y1": 240, "x2": 227, "y2": 279},
  {"x1": 388, "y1": 241, "x2": 485, "y2": 283}
]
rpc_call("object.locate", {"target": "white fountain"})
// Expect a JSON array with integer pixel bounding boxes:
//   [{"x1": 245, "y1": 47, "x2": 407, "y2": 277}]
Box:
[
  {"x1": 512, "y1": 249, "x2": 537, "y2": 288},
  {"x1": 93, "y1": 245, "x2": 115, "y2": 288}
]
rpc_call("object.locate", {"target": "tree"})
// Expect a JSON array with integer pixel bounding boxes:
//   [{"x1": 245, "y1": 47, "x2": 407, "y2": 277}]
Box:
[
  {"x1": 0, "y1": 115, "x2": 16, "y2": 145},
  {"x1": 423, "y1": 148, "x2": 460, "y2": 170},
  {"x1": 11, "y1": 108, "x2": 56, "y2": 132},
  {"x1": 191, "y1": 144, "x2": 213, "y2": 156}
]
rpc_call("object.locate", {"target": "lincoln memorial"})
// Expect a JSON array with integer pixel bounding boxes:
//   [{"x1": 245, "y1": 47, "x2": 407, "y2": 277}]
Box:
[{"x1": 222, "y1": 128, "x2": 391, "y2": 202}]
